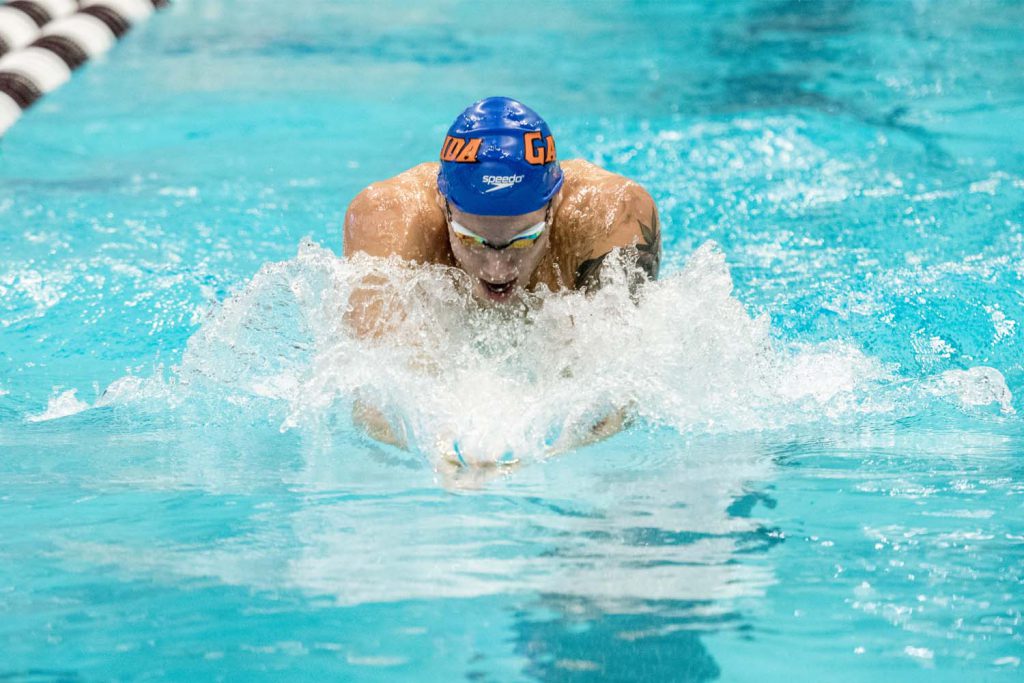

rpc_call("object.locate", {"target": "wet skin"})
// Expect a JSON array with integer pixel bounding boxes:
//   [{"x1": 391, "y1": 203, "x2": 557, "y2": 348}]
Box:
[
  {"x1": 343, "y1": 159, "x2": 661, "y2": 308},
  {"x1": 341, "y1": 159, "x2": 661, "y2": 457}
]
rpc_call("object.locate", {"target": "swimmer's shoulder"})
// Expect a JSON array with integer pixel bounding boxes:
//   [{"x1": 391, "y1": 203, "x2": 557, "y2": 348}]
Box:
[
  {"x1": 343, "y1": 162, "x2": 450, "y2": 264},
  {"x1": 559, "y1": 158, "x2": 652, "y2": 213},
  {"x1": 551, "y1": 159, "x2": 661, "y2": 287}
]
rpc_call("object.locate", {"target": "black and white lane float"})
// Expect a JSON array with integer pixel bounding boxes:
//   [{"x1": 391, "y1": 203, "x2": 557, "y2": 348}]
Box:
[{"x1": 0, "y1": 0, "x2": 168, "y2": 136}]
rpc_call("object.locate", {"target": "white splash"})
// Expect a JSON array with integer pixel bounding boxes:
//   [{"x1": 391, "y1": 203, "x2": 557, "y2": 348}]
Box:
[
  {"x1": 27, "y1": 389, "x2": 91, "y2": 423},
  {"x1": 88, "y1": 239, "x2": 1013, "y2": 465},
  {"x1": 928, "y1": 367, "x2": 1014, "y2": 413}
]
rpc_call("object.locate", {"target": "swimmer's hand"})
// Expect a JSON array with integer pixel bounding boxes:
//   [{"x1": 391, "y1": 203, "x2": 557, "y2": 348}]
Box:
[
  {"x1": 581, "y1": 406, "x2": 632, "y2": 445},
  {"x1": 352, "y1": 400, "x2": 406, "y2": 449},
  {"x1": 548, "y1": 404, "x2": 633, "y2": 456},
  {"x1": 353, "y1": 399, "x2": 631, "y2": 463}
]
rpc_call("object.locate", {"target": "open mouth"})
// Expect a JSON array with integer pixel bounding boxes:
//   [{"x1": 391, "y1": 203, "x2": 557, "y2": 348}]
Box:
[{"x1": 481, "y1": 278, "x2": 516, "y2": 298}]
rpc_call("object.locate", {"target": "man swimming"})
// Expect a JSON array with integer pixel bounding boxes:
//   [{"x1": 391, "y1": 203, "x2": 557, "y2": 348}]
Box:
[{"x1": 343, "y1": 96, "x2": 661, "y2": 453}]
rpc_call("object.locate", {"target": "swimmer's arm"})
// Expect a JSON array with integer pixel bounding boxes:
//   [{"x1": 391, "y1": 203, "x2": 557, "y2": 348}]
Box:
[
  {"x1": 562, "y1": 184, "x2": 659, "y2": 448},
  {"x1": 342, "y1": 179, "x2": 439, "y2": 447},
  {"x1": 342, "y1": 164, "x2": 446, "y2": 265},
  {"x1": 343, "y1": 187, "x2": 409, "y2": 444},
  {"x1": 352, "y1": 400, "x2": 407, "y2": 448},
  {"x1": 342, "y1": 185, "x2": 416, "y2": 339},
  {"x1": 571, "y1": 406, "x2": 632, "y2": 450},
  {"x1": 574, "y1": 183, "x2": 661, "y2": 294},
  {"x1": 342, "y1": 168, "x2": 449, "y2": 338}
]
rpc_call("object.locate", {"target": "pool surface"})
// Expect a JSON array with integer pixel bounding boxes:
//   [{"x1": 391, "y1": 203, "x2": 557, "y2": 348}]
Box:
[{"x1": 1, "y1": 0, "x2": 1022, "y2": 680}]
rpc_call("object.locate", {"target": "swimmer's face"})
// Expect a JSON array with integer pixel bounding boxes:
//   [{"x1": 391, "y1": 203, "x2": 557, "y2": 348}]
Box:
[{"x1": 444, "y1": 199, "x2": 553, "y2": 303}]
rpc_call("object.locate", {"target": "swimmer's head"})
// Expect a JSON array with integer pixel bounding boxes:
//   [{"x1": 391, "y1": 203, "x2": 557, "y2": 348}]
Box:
[
  {"x1": 437, "y1": 96, "x2": 563, "y2": 216},
  {"x1": 437, "y1": 97, "x2": 564, "y2": 302}
]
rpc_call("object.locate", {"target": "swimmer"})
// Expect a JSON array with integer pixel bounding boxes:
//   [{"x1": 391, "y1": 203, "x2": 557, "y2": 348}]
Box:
[{"x1": 343, "y1": 96, "x2": 661, "y2": 456}]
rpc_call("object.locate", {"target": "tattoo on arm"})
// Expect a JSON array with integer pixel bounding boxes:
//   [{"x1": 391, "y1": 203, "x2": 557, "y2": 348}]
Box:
[
  {"x1": 635, "y1": 205, "x2": 661, "y2": 280},
  {"x1": 574, "y1": 251, "x2": 610, "y2": 291},
  {"x1": 574, "y1": 206, "x2": 661, "y2": 292}
]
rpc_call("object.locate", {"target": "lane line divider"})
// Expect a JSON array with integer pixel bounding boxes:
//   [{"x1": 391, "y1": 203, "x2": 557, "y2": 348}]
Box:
[
  {"x1": 0, "y1": 1, "x2": 78, "y2": 56},
  {"x1": 0, "y1": 0, "x2": 167, "y2": 136}
]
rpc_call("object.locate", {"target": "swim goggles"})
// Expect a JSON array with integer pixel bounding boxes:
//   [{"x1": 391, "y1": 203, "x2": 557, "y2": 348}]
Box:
[{"x1": 445, "y1": 200, "x2": 550, "y2": 251}]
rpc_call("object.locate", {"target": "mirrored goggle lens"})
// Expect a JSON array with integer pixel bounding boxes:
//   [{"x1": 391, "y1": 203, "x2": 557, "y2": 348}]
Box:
[{"x1": 451, "y1": 220, "x2": 545, "y2": 250}]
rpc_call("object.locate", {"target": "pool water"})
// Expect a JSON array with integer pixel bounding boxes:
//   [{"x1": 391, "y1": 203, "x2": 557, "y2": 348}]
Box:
[{"x1": 1, "y1": 0, "x2": 1022, "y2": 680}]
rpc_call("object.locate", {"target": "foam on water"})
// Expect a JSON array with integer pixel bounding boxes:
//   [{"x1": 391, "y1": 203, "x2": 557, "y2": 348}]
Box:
[
  {"x1": 26, "y1": 389, "x2": 91, "y2": 423},
  {"x1": 74, "y1": 238, "x2": 1012, "y2": 467}
]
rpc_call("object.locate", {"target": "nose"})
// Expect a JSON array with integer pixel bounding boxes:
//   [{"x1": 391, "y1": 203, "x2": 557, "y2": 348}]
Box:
[{"x1": 478, "y1": 250, "x2": 518, "y2": 282}]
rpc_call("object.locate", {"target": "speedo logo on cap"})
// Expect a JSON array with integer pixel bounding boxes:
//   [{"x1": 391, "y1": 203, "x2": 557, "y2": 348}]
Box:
[{"x1": 482, "y1": 174, "x2": 525, "y2": 192}]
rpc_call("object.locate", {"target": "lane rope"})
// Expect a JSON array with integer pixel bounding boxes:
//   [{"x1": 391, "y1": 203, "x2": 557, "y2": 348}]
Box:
[{"x1": 0, "y1": 0, "x2": 168, "y2": 136}]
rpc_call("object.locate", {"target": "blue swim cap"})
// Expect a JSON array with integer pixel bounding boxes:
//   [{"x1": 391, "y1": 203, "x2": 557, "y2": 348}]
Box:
[{"x1": 437, "y1": 97, "x2": 563, "y2": 216}]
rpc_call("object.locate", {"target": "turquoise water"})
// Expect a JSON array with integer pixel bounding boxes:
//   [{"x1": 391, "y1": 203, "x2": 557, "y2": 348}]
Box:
[{"x1": 2, "y1": 0, "x2": 1023, "y2": 679}]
